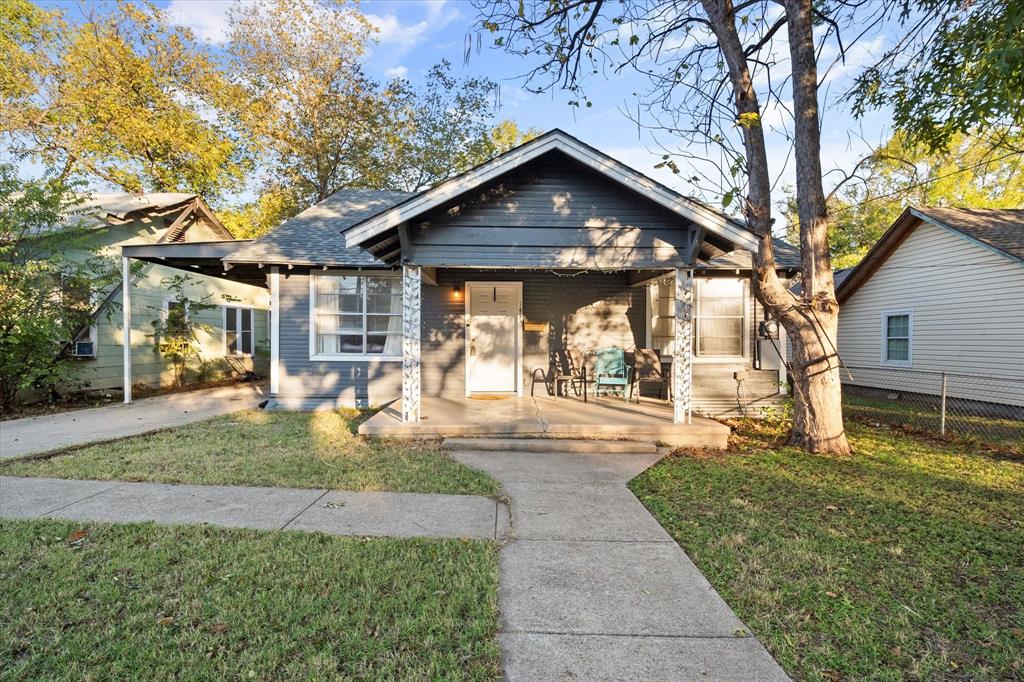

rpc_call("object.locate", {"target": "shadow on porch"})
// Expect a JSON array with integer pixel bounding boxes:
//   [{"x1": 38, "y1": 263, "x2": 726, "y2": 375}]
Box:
[{"x1": 358, "y1": 395, "x2": 731, "y2": 449}]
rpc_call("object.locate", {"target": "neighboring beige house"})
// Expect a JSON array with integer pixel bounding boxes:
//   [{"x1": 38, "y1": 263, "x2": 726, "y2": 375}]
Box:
[
  {"x1": 836, "y1": 207, "x2": 1024, "y2": 407},
  {"x1": 57, "y1": 193, "x2": 269, "y2": 394}
]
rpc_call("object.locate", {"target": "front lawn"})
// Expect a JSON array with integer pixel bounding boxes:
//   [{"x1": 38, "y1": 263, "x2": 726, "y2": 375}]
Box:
[
  {"x1": 2, "y1": 409, "x2": 500, "y2": 497},
  {"x1": 0, "y1": 518, "x2": 501, "y2": 680},
  {"x1": 630, "y1": 420, "x2": 1024, "y2": 681}
]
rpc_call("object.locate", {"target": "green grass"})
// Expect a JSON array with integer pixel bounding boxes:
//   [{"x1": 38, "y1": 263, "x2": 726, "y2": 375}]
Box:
[
  {"x1": 630, "y1": 420, "x2": 1024, "y2": 681},
  {"x1": 2, "y1": 409, "x2": 500, "y2": 497},
  {"x1": 0, "y1": 518, "x2": 502, "y2": 680}
]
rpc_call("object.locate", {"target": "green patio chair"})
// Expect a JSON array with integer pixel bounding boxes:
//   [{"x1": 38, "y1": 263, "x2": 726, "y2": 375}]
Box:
[{"x1": 592, "y1": 347, "x2": 632, "y2": 401}]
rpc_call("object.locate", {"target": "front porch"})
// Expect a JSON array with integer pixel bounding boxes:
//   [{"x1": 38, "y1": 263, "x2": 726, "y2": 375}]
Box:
[{"x1": 359, "y1": 394, "x2": 731, "y2": 448}]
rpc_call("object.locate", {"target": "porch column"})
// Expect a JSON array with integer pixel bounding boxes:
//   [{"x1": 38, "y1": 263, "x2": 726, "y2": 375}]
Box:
[
  {"x1": 122, "y1": 256, "x2": 132, "y2": 404},
  {"x1": 673, "y1": 267, "x2": 693, "y2": 424},
  {"x1": 402, "y1": 264, "x2": 421, "y2": 423},
  {"x1": 269, "y1": 266, "x2": 280, "y2": 395}
]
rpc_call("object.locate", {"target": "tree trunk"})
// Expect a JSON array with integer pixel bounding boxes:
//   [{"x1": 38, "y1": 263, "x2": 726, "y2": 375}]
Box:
[
  {"x1": 782, "y1": 0, "x2": 851, "y2": 454},
  {"x1": 704, "y1": 0, "x2": 851, "y2": 454},
  {"x1": 787, "y1": 316, "x2": 849, "y2": 452}
]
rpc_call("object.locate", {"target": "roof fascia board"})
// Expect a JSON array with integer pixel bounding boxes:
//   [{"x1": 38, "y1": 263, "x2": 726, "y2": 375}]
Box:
[
  {"x1": 342, "y1": 132, "x2": 760, "y2": 252},
  {"x1": 914, "y1": 209, "x2": 1024, "y2": 266},
  {"x1": 835, "y1": 207, "x2": 918, "y2": 304}
]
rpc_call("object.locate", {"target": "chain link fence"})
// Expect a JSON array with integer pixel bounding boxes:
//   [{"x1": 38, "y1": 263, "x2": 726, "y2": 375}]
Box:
[{"x1": 841, "y1": 366, "x2": 1024, "y2": 450}]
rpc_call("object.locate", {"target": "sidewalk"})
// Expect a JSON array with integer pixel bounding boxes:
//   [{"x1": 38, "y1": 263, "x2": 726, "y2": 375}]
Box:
[
  {"x1": 0, "y1": 476, "x2": 507, "y2": 540},
  {"x1": 449, "y1": 447, "x2": 790, "y2": 681},
  {"x1": 1, "y1": 383, "x2": 266, "y2": 461}
]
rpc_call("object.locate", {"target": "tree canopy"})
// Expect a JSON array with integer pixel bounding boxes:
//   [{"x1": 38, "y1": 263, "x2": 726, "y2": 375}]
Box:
[
  {"x1": 850, "y1": 0, "x2": 1024, "y2": 153},
  {"x1": 788, "y1": 130, "x2": 1024, "y2": 268},
  {"x1": 2, "y1": 1, "x2": 247, "y2": 199}
]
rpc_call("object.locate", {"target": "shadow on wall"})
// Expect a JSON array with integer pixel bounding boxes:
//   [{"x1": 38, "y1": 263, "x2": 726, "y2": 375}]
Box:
[{"x1": 423, "y1": 269, "x2": 646, "y2": 398}]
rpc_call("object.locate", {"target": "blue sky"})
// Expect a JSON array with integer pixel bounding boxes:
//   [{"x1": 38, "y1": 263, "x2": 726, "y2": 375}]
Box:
[{"x1": 38, "y1": 0, "x2": 898, "y2": 228}]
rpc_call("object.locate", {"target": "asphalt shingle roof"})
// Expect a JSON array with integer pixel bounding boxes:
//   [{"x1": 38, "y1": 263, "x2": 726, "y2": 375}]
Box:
[
  {"x1": 915, "y1": 207, "x2": 1024, "y2": 262},
  {"x1": 704, "y1": 237, "x2": 801, "y2": 270},
  {"x1": 224, "y1": 189, "x2": 413, "y2": 266}
]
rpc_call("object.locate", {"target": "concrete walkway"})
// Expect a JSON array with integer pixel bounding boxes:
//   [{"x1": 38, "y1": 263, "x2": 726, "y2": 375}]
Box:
[
  {"x1": 1, "y1": 383, "x2": 266, "y2": 460},
  {"x1": 0, "y1": 476, "x2": 508, "y2": 540},
  {"x1": 449, "y1": 448, "x2": 789, "y2": 681}
]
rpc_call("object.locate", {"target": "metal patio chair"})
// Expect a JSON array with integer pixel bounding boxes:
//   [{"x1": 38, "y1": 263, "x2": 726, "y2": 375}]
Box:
[
  {"x1": 531, "y1": 348, "x2": 588, "y2": 402},
  {"x1": 630, "y1": 348, "x2": 669, "y2": 403},
  {"x1": 592, "y1": 346, "x2": 632, "y2": 401}
]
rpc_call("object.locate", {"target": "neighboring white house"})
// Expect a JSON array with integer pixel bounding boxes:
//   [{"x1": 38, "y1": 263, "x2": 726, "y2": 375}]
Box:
[
  {"x1": 836, "y1": 206, "x2": 1024, "y2": 407},
  {"x1": 47, "y1": 193, "x2": 270, "y2": 395}
]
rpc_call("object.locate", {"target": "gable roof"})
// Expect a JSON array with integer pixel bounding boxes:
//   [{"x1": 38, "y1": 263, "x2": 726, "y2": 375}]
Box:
[
  {"x1": 836, "y1": 206, "x2": 1024, "y2": 303},
  {"x1": 341, "y1": 129, "x2": 761, "y2": 254},
  {"x1": 914, "y1": 207, "x2": 1024, "y2": 262},
  {"x1": 224, "y1": 189, "x2": 413, "y2": 267},
  {"x1": 28, "y1": 192, "x2": 211, "y2": 236}
]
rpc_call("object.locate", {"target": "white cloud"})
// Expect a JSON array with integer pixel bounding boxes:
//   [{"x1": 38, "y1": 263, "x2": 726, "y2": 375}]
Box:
[
  {"x1": 364, "y1": 0, "x2": 460, "y2": 49},
  {"x1": 165, "y1": 0, "x2": 239, "y2": 44},
  {"x1": 385, "y1": 65, "x2": 408, "y2": 79}
]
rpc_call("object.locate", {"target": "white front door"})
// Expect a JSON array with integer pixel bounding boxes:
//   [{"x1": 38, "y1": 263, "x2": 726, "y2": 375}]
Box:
[{"x1": 467, "y1": 282, "x2": 521, "y2": 394}]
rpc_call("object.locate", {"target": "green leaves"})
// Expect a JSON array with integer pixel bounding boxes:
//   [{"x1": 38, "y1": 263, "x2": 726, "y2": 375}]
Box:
[
  {"x1": 0, "y1": 165, "x2": 119, "y2": 412},
  {"x1": 850, "y1": 0, "x2": 1024, "y2": 153}
]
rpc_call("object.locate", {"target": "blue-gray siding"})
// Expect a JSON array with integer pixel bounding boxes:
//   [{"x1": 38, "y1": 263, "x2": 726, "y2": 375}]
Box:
[
  {"x1": 408, "y1": 152, "x2": 696, "y2": 268},
  {"x1": 276, "y1": 269, "x2": 401, "y2": 408}
]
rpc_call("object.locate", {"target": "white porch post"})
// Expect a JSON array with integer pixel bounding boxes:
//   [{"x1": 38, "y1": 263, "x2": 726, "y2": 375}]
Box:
[
  {"x1": 673, "y1": 268, "x2": 693, "y2": 424},
  {"x1": 269, "y1": 266, "x2": 280, "y2": 395},
  {"x1": 121, "y1": 256, "x2": 132, "y2": 403},
  {"x1": 402, "y1": 264, "x2": 421, "y2": 423}
]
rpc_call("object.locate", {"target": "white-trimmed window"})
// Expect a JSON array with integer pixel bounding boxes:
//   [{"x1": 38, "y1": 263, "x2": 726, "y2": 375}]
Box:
[
  {"x1": 224, "y1": 305, "x2": 254, "y2": 356},
  {"x1": 162, "y1": 298, "x2": 188, "y2": 321},
  {"x1": 881, "y1": 310, "x2": 912, "y2": 367},
  {"x1": 694, "y1": 278, "x2": 747, "y2": 358},
  {"x1": 310, "y1": 273, "x2": 402, "y2": 360}
]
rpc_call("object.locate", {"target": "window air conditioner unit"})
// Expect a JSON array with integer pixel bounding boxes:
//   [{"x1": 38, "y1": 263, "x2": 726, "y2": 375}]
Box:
[{"x1": 72, "y1": 340, "x2": 96, "y2": 358}]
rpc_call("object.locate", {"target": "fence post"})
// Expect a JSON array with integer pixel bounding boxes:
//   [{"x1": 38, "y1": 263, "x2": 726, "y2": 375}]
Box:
[{"x1": 939, "y1": 373, "x2": 948, "y2": 436}]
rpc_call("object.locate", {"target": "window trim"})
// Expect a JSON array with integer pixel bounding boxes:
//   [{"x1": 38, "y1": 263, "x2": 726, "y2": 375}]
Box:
[
  {"x1": 308, "y1": 271, "x2": 404, "y2": 362},
  {"x1": 693, "y1": 277, "x2": 750, "y2": 362},
  {"x1": 223, "y1": 305, "x2": 255, "y2": 357},
  {"x1": 880, "y1": 309, "x2": 913, "y2": 368},
  {"x1": 161, "y1": 297, "x2": 189, "y2": 322}
]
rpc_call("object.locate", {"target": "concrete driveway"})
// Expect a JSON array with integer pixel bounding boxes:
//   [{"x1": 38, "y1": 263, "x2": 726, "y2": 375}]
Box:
[
  {"x1": 1, "y1": 383, "x2": 266, "y2": 460},
  {"x1": 449, "y1": 447, "x2": 789, "y2": 681}
]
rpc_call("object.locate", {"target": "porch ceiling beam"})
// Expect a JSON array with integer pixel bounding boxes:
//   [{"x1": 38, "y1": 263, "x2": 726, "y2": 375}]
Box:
[{"x1": 628, "y1": 269, "x2": 671, "y2": 287}]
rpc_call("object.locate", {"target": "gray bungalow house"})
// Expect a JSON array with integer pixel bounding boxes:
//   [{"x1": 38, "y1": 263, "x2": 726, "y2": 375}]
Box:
[{"x1": 121, "y1": 130, "x2": 798, "y2": 442}]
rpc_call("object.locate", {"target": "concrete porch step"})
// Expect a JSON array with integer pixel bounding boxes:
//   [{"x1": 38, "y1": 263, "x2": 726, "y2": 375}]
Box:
[{"x1": 442, "y1": 437, "x2": 659, "y2": 454}]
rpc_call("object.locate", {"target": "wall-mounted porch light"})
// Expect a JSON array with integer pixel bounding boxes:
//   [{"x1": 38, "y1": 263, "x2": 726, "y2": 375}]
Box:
[{"x1": 452, "y1": 284, "x2": 463, "y2": 299}]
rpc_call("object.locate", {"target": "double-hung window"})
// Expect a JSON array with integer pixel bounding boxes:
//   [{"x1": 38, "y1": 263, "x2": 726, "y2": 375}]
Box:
[
  {"x1": 881, "y1": 311, "x2": 912, "y2": 367},
  {"x1": 694, "y1": 278, "x2": 747, "y2": 358},
  {"x1": 224, "y1": 306, "x2": 254, "y2": 356},
  {"x1": 312, "y1": 274, "x2": 402, "y2": 359}
]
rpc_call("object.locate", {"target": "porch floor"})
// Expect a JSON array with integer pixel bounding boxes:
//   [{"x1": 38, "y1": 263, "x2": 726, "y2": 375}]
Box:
[{"x1": 359, "y1": 395, "x2": 731, "y2": 448}]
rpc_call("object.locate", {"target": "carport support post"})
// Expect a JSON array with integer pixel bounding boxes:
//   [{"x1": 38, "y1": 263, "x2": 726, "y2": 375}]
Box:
[
  {"x1": 122, "y1": 256, "x2": 132, "y2": 404},
  {"x1": 673, "y1": 268, "x2": 693, "y2": 424},
  {"x1": 402, "y1": 264, "x2": 421, "y2": 423},
  {"x1": 269, "y1": 266, "x2": 280, "y2": 396}
]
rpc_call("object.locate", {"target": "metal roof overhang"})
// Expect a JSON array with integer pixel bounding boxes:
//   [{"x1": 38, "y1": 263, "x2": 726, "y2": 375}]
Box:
[{"x1": 121, "y1": 241, "x2": 269, "y2": 288}]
